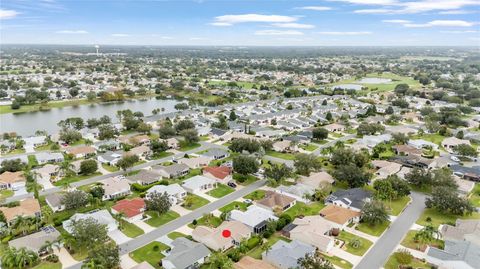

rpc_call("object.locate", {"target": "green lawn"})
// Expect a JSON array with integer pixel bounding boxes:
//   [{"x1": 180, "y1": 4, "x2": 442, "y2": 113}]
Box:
[
  {"x1": 0, "y1": 99, "x2": 95, "y2": 115},
  {"x1": 386, "y1": 196, "x2": 411, "y2": 216},
  {"x1": 145, "y1": 210, "x2": 180, "y2": 227},
  {"x1": 243, "y1": 190, "x2": 266, "y2": 200},
  {"x1": 284, "y1": 202, "x2": 326, "y2": 219},
  {"x1": 320, "y1": 254, "x2": 353, "y2": 269},
  {"x1": 151, "y1": 151, "x2": 174, "y2": 160},
  {"x1": 182, "y1": 194, "x2": 210, "y2": 210},
  {"x1": 179, "y1": 142, "x2": 201, "y2": 152},
  {"x1": 207, "y1": 184, "x2": 234, "y2": 198},
  {"x1": 299, "y1": 143, "x2": 319, "y2": 151},
  {"x1": 416, "y1": 208, "x2": 480, "y2": 228},
  {"x1": 188, "y1": 214, "x2": 222, "y2": 229},
  {"x1": 0, "y1": 189, "x2": 14, "y2": 200},
  {"x1": 469, "y1": 183, "x2": 480, "y2": 207},
  {"x1": 102, "y1": 163, "x2": 119, "y2": 172},
  {"x1": 28, "y1": 155, "x2": 39, "y2": 167},
  {"x1": 329, "y1": 72, "x2": 421, "y2": 93},
  {"x1": 167, "y1": 232, "x2": 187, "y2": 240},
  {"x1": 266, "y1": 150, "x2": 296, "y2": 160},
  {"x1": 32, "y1": 261, "x2": 62, "y2": 269},
  {"x1": 384, "y1": 254, "x2": 431, "y2": 269},
  {"x1": 220, "y1": 201, "x2": 248, "y2": 213},
  {"x1": 337, "y1": 231, "x2": 373, "y2": 256},
  {"x1": 233, "y1": 173, "x2": 258, "y2": 186},
  {"x1": 129, "y1": 241, "x2": 170, "y2": 269},
  {"x1": 53, "y1": 172, "x2": 102, "y2": 186},
  {"x1": 120, "y1": 220, "x2": 145, "y2": 238},
  {"x1": 401, "y1": 230, "x2": 444, "y2": 251},
  {"x1": 356, "y1": 221, "x2": 390, "y2": 236},
  {"x1": 411, "y1": 134, "x2": 445, "y2": 146},
  {"x1": 247, "y1": 233, "x2": 291, "y2": 259}
]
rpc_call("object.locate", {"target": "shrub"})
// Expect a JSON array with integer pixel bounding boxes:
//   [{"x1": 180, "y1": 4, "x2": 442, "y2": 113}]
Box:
[
  {"x1": 192, "y1": 219, "x2": 198, "y2": 226},
  {"x1": 394, "y1": 249, "x2": 413, "y2": 265},
  {"x1": 153, "y1": 245, "x2": 160, "y2": 251}
]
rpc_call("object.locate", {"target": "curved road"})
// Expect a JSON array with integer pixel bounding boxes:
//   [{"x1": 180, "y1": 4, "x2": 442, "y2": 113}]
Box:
[{"x1": 355, "y1": 192, "x2": 427, "y2": 269}]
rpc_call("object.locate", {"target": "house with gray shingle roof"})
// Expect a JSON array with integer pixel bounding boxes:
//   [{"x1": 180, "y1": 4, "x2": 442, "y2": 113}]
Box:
[
  {"x1": 262, "y1": 240, "x2": 315, "y2": 269},
  {"x1": 427, "y1": 240, "x2": 479, "y2": 269},
  {"x1": 162, "y1": 237, "x2": 211, "y2": 269}
]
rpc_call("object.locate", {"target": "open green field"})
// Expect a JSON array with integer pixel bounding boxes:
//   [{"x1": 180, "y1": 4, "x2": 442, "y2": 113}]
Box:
[
  {"x1": 0, "y1": 99, "x2": 95, "y2": 114},
  {"x1": 329, "y1": 72, "x2": 421, "y2": 92},
  {"x1": 145, "y1": 210, "x2": 180, "y2": 227},
  {"x1": 129, "y1": 241, "x2": 170, "y2": 269}
]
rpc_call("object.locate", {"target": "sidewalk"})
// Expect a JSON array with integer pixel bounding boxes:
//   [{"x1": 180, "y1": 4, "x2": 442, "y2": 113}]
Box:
[
  {"x1": 329, "y1": 247, "x2": 362, "y2": 266},
  {"x1": 120, "y1": 254, "x2": 138, "y2": 269},
  {"x1": 344, "y1": 226, "x2": 379, "y2": 242}
]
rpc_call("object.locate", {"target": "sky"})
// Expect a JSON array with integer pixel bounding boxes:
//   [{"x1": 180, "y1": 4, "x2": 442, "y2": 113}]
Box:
[{"x1": 1, "y1": 0, "x2": 479, "y2": 46}]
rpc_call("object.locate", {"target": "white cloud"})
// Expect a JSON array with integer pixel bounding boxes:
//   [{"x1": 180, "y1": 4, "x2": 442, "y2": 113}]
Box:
[
  {"x1": 255, "y1": 30, "x2": 304, "y2": 36},
  {"x1": 404, "y1": 20, "x2": 475, "y2": 28},
  {"x1": 382, "y1": 19, "x2": 411, "y2": 24},
  {"x1": 317, "y1": 31, "x2": 372, "y2": 35},
  {"x1": 0, "y1": 9, "x2": 19, "y2": 20},
  {"x1": 329, "y1": 0, "x2": 397, "y2": 5},
  {"x1": 297, "y1": 6, "x2": 332, "y2": 11},
  {"x1": 212, "y1": 14, "x2": 297, "y2": 25},
  {"x1": 111, "y1": 33, "x2": 130, "y2": 37},
  {"x1": 348, "y1": 0, "x2": 479, "y2": 14},
  {"x1": 189, "y1": 37, "x2": 206, "y2": 40},
  {"x1": 272, "y1": 23, "x2": 315, "y2": 29},
  {"x1": 439, "y1": 10, "x2": 474, "y2": 15},
  {"x1": 440, "y1": 30, "x2": 478, "y2": 33},
  {"x1": 354, "y1": 9, "x2": 396, "y2": 14},
  {"x1": 55, "y1": 30, "x2": 88, "y2": 34}
]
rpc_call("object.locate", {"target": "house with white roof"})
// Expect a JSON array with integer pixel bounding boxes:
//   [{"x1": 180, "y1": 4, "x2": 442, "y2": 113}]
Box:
[
  {"x1": 147, "y1": 183, "x2": 187, "y2": 205},
  {"x1": 229, "y1": 205, "x2": 278, "y2": 234},
  {"x1": 63, "y1": 209, "x2": 118, "y2": 233},
  {"x1": 182, "y1": 175, "x2": 217, "y2": 193}
]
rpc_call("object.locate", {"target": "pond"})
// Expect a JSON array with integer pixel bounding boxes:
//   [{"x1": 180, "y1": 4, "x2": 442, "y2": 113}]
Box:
[
  {"x1": 0, "y1": 98, "x2": 179, "y2": 136},
  {"x1": 357, "y1": 78, "x2": 392, "y2": 84}
]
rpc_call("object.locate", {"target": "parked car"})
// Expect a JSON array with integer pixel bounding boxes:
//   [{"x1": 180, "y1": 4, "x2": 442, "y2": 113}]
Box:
[
  {"x1": 227, "y1": 182, "x2": 237, "y2": 188},
  {"x1": 244, "y1": 199, "x2": 253, "y2": 204},
  {"x1": 450, "y1": 156, "x2": 460, "y2": 162}
]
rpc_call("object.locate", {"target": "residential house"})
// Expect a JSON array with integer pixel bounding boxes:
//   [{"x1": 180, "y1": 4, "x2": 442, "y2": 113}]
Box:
[
  {"x1": 23, "y1": 136, "x2": 47, "y2": 149},
  {"x1": 147, "y1": 183, "x2": 187, "y2": 205},
  {"x1": 0, "y1": 198, "x2": 41, "y2": 226},
  {"x1": 119, "y1": 134, "x2": 150, "y2": 146},
  {"x1": 97, "y1": 151, "x2": 123, "y2": 166},
  {"x1": 35, "y1": 152, "x2": 64, "y2": 165},
  {"x1": 182, "y1": 175, "x2": 217, "y2": 193},
  {"x1": 192, "y1": 220, "x2": 251, "y2": 251},
  {"x1": 65, "y1": 146, "x2": 96, "y2": 158},
  {"x1": 99, "y1": 177, "x2": 131, "y2": 200},
  {"x1": 391, "y1": 155, "x2": 436, "y2": 170},
  {"x1": 392, "y1": 144, "x2": 422, "y2": 156},
  {"x1": 35, "y1": 164, "x2": 59, "y2": 181},
  {"x1": 152, "y1": 164, "x2": 190, "y2": 179},
  {"x1": 45, "y1": 193, "x2": 65, "y2": 212},
  {"x1": 177, "y1": 156, "x2": 211, "y2": 169},
  {"x1": 324, "y1": 123, "x2": 345, "y2": 132},
  {"x1": 408, "y1": 139, "x2": 439, "y2": 150},
  {"x1": 234, "y1": 256, "x2": 276, "y2": 269},
  {"x1": 262, "y1": 240, "x2": 315, "y2": 269},
  {"x1": 442, "y1": 137, "x2": 471, "y2": 153},
  {"x1": 124, "y1": 145, "x2": 151, "y2": 158},
  {"x1": 426, "y1": 240, "x2": 478, "y2": 269},
  {"x1": 453, "y1": 176, "x2": 476, "y2": 196},
  {"x1": 372, "y1": 160, "x2": 402, "y2": 179},
  {"x1": 0, "y1": 171, "x2": 26, "y2": 190},
  {"x1": 203, "y1": 166, "x2": 233, "y2": 183},
  {"x1": 229, "y1": 205, "x2": 278, "y2": 234},
  {"x1": 299, "y1": 171, "x2": 334, "y2": 188},
  {"x1": 272, "y1": 140, "x2": 295, "y2": 153},
  {"x1": 126, "y1": 170, "x2": 162, "y2": 186},
  {"x1": 164, "y1": 138, "x2": 180, "y2": 149},
  {"x1": 111, "y1": 198, "x2": 146, "y2": 222},
  {"x1": 256, "y1": 191, "x2": 296, "y2": 212},
  {"x1": 325, "y1": 188, "x2": 372, "y2": 212},
  {"x1": 201, "y1": 148, "x2": 230, "y2": 160},
  {"x1": 63, "y1": 209, "x2": 118, "y2": 233},
  {"x1": 319, "y1": 204, "x2": 361, "y2": 228},
  {"x1": 438, "y1": 219, "x2": 480, "y2": 243},
  {"x1": 162, "y1": 238, "x2": 211, "y2": 269},
  {"x1": 9, "y1": 226, "x2": 60, "y2": 255},
  {"x1": 284, "y1": 215, "x2": 334, "y2": 252}
]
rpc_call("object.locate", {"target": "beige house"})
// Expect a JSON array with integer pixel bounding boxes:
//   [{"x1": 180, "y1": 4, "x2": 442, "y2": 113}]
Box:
[
  {"x1": 0, "y1": 171, "x2": 26, "y2": 190},
  {"x1": 299, "y1": 171, "x2": 334, "y2": 188},
  {"x1": 0, "y1": 198, "x2": 41, "y2": 226},
  {"x1": 65, "y1": 146, "x2": 96, "y2": 158},
  {"x1": 99, "y1": 177, "x2": 131, "y2": 200},
  {"x1": 178, "y1": 156, "x2": 211, "y2": 169},
  {"x1": 324, "y1": 123, "x2": 345, "y2": 132},
  {"x1": 123, "y1": 145, "x2": 151, "y2": 158},
  {"x1": 319, "y1": 204, "x2": 361, "y2": 228},
  {"x1": 287, "y1": 216, "x2": 334, "y2": 253},
  {"x1": 192, "y1": 220, "x2": 251, "y2": 251},
  {"x1": 165, "y1": 138, "x2": 180, "y2": 149},
  {"x1": 442, "y1": 137, "x2": 471, "y2": 153},
  {"x1": 256, "y1": 191, "x2": 296, "y2": 212},
  {"x1": 272, "y1": 140, "x2": 295, "y2": 152}
]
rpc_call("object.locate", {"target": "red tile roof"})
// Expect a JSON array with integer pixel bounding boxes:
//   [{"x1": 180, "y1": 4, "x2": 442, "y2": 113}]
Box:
[
  {"x1": 203, "y1": 166, "x2": 232, "y2": 180},
  {"x1": 111, "y1": 198, "x2": 145, "y2": 218}
]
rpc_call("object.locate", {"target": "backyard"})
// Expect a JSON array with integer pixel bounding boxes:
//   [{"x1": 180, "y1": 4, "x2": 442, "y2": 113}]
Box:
[{"x1": 247, "y1": 233, "x2": 291, "y2": 259}]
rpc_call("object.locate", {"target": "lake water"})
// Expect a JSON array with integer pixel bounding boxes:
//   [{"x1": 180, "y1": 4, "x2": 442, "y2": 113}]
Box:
[
  {"x1": 357, "y1": 78, "x2": 392, "y2": 84},
  {"x1": 0, "y1": 98, "x2": 179, "y2": 136},
  {"x1": 333, "y1": 84, "x2": 363, "y2": 91}
]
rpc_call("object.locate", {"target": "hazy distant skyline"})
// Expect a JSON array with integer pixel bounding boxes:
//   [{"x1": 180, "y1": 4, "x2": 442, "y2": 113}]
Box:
[{"x1": 1, "y1": 0, "x2": 479, "y2": 46}]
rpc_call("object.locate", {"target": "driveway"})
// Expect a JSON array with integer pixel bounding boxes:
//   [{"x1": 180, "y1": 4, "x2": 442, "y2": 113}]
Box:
[
  {"x1": 37, "y1": 176, "x2": 55, "y2": 190},
  {"x1": 109, "y1": 230, "x2": 131, "y2": 245},
  {"x1": 355, "y1": 192, "x2": 426, "y2": 269}
]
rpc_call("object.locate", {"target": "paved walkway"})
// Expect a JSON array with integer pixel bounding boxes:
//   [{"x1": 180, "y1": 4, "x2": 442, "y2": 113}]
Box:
[
  {"x1": 344, "y1": 226, "x2": 379, "y2": 243},
  {"x1": 109, "y1": 230, "x2": 131, "y2": 245},
  {"x1": 195, "y1": 191, "x2": 218, "y2": 202},
  {"x1": 176, "y1": 225, "x2": 193, "y2": 236},
  {"x1": 133, "y1": 220, "x2": 155, "y2": 233},
  {"x1": 120, "y1": 254, "x2": 138, "y2": 269},
  {"x1": 54, "y1": 247, "x2": 78, "y2": 269},
  {"x1": 330, "y1": 247, "x2": 362, "y2": 266},
  {"x1": 355, "y1": 192, "x2": 427, "y2": 269},
  {"x1": 171, "y1": 204, "x2": 192, "y2": 216}
]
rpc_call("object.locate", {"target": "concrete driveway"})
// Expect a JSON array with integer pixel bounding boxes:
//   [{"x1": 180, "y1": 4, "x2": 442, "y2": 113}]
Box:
[{"x1": 109, "y1": 230, "x2": 131, "y2": 245}]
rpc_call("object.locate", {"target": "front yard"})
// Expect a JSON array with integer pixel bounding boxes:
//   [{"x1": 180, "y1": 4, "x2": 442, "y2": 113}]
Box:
[
  {"x1": 337, "y1": 231, "x2": 373, "y2": 256},
  {"x1": 219, "y1": 201, "x2": 248, "y2": 213},
  {"x1": 182, "y1": 194, "x2": 210, "y2": 210},
  {"x1": 188, "y1": 214, "x2": 222, "y2": 229},
  {"x1": 469, "y1": 183, "x2": 480, "y2": 207},
  {"x1": 299, "y1": 143, "x2": 319, "y2": 151},
  {"x1": 386, "y1": 196, "x2": 411, "y2": 216},
  {"x1": 179, "y1": 142, "x2": 201, "y2": 152},
  {"x1": 356, "y1": 221, "x2": 390, "y2": 236},
  {"x1": 320, "y1": 253, "x2": 353, "y2": 269},
  {"x1": 207, "y1": 184, "x2": 234, "y2": 198},
  {"x1": 243, "y1": 190, "x2": 266, "y2": 200},
  {"x1": 400, "y1": 230, "x2": 444, "y2": 251},
  {"x1": 53, "y1": 172, "x2": 102, "y2": 186},
  {"x1": 102, "y1": 163, "x2": 119, "y2": 172},
  {"x1": 283, "y1": 202, "x2": 325, "y2": 219},
  {"x1": 415, "y1": 208, "x2": 480, "y2": 228},
  {"x1": 266, "y1": 150, "x2": 296, "y2": 160},
  {"x1": 0, "y1": 189, "x2": 14, "y2": 200},
  {"x1": 384, "y1": 253, "x2": 431, "y2": 269},
  {"x1": 120, "y1": 220, "x2": 145, "y2": 238},
  {"x1": 129, "y1": 241, "x2": 170, "y2": 269},
  {"x1": 145, "y1": 210, "x2": 180, "y2": 227}
]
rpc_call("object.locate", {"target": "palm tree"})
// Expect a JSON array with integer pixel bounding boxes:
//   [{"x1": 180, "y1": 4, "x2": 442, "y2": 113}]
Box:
[
  {"x1": 1, "y1": 247, "x2": 17, "y2": 268},
  {"x1": 13, "y1": 216, "x2": 30, "y2": 236},
  {"x1": 414, "y1": 225, "x2": 435, "y2": 250},
  {"x1": 57, "y1": 159, "x2": 74, "y2": 178},
  {"x1": 113, "y1": 212, "x2": 126, "y2": 230}
]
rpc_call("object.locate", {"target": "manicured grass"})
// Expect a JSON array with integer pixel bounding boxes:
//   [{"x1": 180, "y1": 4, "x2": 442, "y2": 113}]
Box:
[
  {"x1": 3, "y1": 148, "x2": 26, "y2": 155},
  {"x1": 182, "y1": 194, "x2": 210, "y2": 210},
  {"x1": 188, "y1": 214, "x2": 222, "y2": 229},
  {"x1": 150, "y1": 151, "x2": 174, "y2": 160},
  {"x1": 207, "y1": 184, "x2": 234, "y2": 198},
  {"x1": 329, "y1": 72, "x2": 421, "y2": 93},
  {"x1": 167, "y1": 231, "x2": 187, "y2": 240},
  {"x1": 416, "y1": 208, "x2": 480, "y2": 228},
  {"x1": 129, "y1": 241, "x2": 170, "y2": 269},
  {"x1": 243, "y1": 190, "x2": 266, "y2": 200},
  {"x1": 284, "y1": 202, "x2": 326, "y2": 219},
  {"x1": 220, "y1": 201, "x2": 248, "y2": 213},
  {"x1": 180, "y1": 168, "x2": 202, "y2": 180},
  {"x1": 233, "y1": 173, "x2": 258, "y2": 186},
  {"x1": 102, "y1": 163, "x2": 119, "y2": 172},
  {"x1": 53, "y1": 172, "x2": 102, "y2": 186},
  {"x1": 356, "y1": 221, "x2": 390, "y2": 236},
  {"x1": 401, "y1": 230, "x2": 444, "y2": 251},
  {"x1": 0, "y1": 99, "x2": 94, "y2": 115},
  {"x1": 469, "y1": 183, "x2": 480, "y2": 207},
  {"x1": 0, "y1": 189, "x2": 14, "y2": 200},
  {"x1": 32, "y1": 261, "x2": 62, "y2": 269},
  {"x1": 337, "y1": 231, "x2": 373, "y2": 256},
  {"x1": 386, "y1": 196, "x2": 411, "y2": 216},
  {"x1": 320, "y1": 254, "x2": 353, "y2": 269},
  {"x1": 120, "y1": 220, "x2": 145, "y2": 238},
  {"x1": 384, "y1": 254, "x2": 431, "y2": 269},
  {"x1": 247, "y1": 233, "x2": 291, "y2": 259},
  {"x1": 299, "y1": 143, "x2": 319, "y2": 151},
  {"x1": 179, "y1": 142, "x2": 201, "y2": 152},
  {"x1": 411, "y1": 134, "x2": 445, "y2": 146},
  {"x1": 145, "y1": 210, "x2": 180, "y2": 227},
  {"x1": 28, "y1": 155, "x2": 38, "y2": 167},
  {"x1": 266, "y1": 150, "x2": 296, "y2": 160}
]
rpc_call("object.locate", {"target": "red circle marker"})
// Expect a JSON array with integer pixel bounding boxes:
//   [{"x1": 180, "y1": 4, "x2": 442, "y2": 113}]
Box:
[{"x1": 222, "y1": 229, "x2": 231, "y2": 238}]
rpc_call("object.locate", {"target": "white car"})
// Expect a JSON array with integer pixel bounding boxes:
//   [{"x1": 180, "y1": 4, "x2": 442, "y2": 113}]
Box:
[{"x1": 450, "y1": 156, "x2": 460, "y2": 162}]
